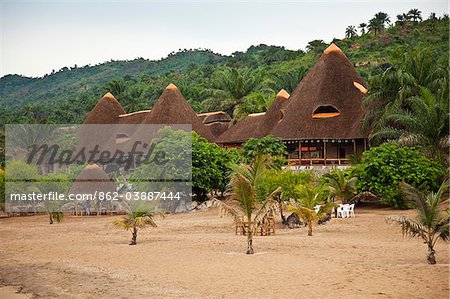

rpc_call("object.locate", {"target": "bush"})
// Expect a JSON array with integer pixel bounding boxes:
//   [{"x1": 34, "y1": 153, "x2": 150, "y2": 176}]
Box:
[
  {"x1": 351, "y1": 142, "x2": 446, "y2": 208},
  {"x1": 242, "y1": 136, "x2": 287, "y2": 168}
]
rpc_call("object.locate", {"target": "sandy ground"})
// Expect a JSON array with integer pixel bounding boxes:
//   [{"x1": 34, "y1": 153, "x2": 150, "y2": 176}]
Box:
[{"x1": 0, "y1": 205, "x2": 448, "y2": 299}]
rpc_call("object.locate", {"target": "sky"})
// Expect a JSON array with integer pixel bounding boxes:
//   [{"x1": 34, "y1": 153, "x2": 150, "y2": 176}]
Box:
[{"x1": 0, "y1": 0, "x2": 447, "y2": 77}]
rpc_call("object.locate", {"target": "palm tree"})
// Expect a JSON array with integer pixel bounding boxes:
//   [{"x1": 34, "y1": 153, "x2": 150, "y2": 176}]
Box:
[
  {"x1": 233, "y1": 92, "x2": 274, "y2": 121},
  {"x1": 113, "y1": 204, "x2": 164, "y2": 245},
  {"x1": 273, "y1": 67, "x2": 307, "y2": 94},
  {"x1": 407, "y1": 9, "x2": 422, "y2": 22},
  {"x1": 288, "y1": 183, "x2": 335, "y2": 236},
  {"x1": 345, "y1": 25, "x2": 357, "y2": 38},
  {"x1": 324, "y1": 169, "x2": 358, "y2": 204},
  {"x1": 359, "y1": 23, "x2": 367, "y2": 35},
  {"x1": 386, "y1": 180, "x2": 449, "y2": 264},
  {"x1": 375, "y1": 12, "x2": 390, "y2": 27},
  {"x1": 214, "y1": 155, "x2": 281, "y2": 254},
  {"x1": 368, "y1": 18, "x2": 382, "y2": 35},
  {"x1": 363, "y1": 47, "x2": 448, "y2": 142},
  {"x1": 306, "y1": 39, "x2": 327, "y2": 54},
  {"x1": 371, "y1": 87, "x2": 449, "y2": 162},
  {"x1": 207, "y1": 67, "x2": 267, "y2": 118},
  {"x1": 369, "y1": 12, "x2": 390, "y2": 35}
]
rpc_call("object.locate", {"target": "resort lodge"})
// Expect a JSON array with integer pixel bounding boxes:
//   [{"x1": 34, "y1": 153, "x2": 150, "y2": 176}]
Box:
[{"x1": 83, "y1": 43, "x2": 368, "y2": 168}]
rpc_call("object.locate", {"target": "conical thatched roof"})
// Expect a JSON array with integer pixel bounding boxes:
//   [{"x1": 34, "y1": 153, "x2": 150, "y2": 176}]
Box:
[
  {"x1": 269, "y1": 43, "x2": 367, "y2": 140},
  {"x1": 217, "y1": 113, "x2": 266, "y2": 144},
  {"x1": 68, "y1": 163, "x2": 116, "y2": 196},
  {"x1": 143, "y1": 84, "x2": 215, "y2": 141},
  {"x1": 84, "y1": 93, "x2": 126, "y2": 124}
]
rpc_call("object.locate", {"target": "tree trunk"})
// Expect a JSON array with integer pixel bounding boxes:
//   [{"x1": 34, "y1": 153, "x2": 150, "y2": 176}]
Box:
[
  {"x1": 307, "y1": 221, "x2": 313, "y2": 236},
  {"x1": 278, "y1": 199, "x2": 286, "y2": 224},
  {"x1": 130, "y1": 227, "x2": 137, "y2": 245},
  {"x1": 246, "y1": 230, "x2": 254, "y2": 254},
  {"x1": 427, "y1": 243, "x2": 436, "y2": 264},
  {"x1": 49, "y1": 213, "x2": 53, "y2": 224}
]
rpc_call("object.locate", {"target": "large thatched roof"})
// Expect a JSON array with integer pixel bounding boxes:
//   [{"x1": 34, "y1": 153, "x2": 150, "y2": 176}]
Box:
[
  {"x1": 143, "y1": 84, "x2": 215, "y2": 141},
  {"x1": 269, "y1": 43, "x2": 367, "y2": 140},
  {"x1": 84, "y1": 93, "x2": 126, "y2": 124}
]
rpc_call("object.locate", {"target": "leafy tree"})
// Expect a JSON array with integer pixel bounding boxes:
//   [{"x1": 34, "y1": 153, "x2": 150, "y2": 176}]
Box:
[
  {"x1": 192, "y1": 133, "x2": 239, "y2": 200},
  {"x1": 288, "y1": 183, "x2": 335, "y2": 236},
  {"x1": 113, "y1": 203, "x2": 164, "y2": 245},
  {"x1": 345, "y1": 25, "x2": 357, "y2": 38},
  {"x1": 407, "y1": 9, "x2": 422, "y2": 22},
  {"x1": 386, "y1": 180, "x2": 449, "y2": 264},
  {"x1": 214, "y1": 155, "x2": 281, "y2": 254},
  {"x1": 241, "y1": 137, "x2": 287, "y2": 168},
  {"x1": 351, "y1": 143, "x2": 446, "y2": 208}
]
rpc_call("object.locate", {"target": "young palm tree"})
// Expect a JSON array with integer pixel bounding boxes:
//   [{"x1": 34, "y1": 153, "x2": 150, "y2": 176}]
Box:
[
  {"x1": 48, "y1": 211, "x2": 64, "y2": 224},
  {"x1": 214, "y1": 155, "x2": 281, "y2": 254},
  {"x1": 113, "y1": 204, "x2": 164, "y2": 245},
  {"x1": 345, "y1": 25, "x2": 357, "y2": 38},
  {"x1": 288, "y1": 184, "x2": 335, "y2": 236},
  {"x1": 324, "y1": 169, "x2": 358, "y2": 204},
  {"x1": 386, "y1": 180, "x2": 449, "y2": 264},
  {"x1": 359, "y1": 23, "x2": 367, "y2": 35}
]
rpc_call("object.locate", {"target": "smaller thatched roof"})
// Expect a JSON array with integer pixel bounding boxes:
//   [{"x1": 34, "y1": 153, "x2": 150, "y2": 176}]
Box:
[
  {"x1": 217, "y1": 113, "x2": 266, "y2": 144},
  {"x1": 84, "y1": 93, "x2": 126, "y2": 124},
  {"x1": 117, "y1": 110, "x2": 151, "y2": 124},
  {"x1": 197, "y1": 111, "x2": 231, "y2": 124},
  {"x1": 205, "y1": 121, "x2": 230, "y2": 138},
  {"x1": 68, "y1": 163, "x2": 116, "y2": 196},
  {"x1": 143, "y1": 83, "x2": 215, "y2": 141}
]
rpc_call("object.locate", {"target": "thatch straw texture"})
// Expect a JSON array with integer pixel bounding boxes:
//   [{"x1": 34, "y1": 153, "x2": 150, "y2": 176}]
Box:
[
  {"x1": 143, "y1": 84, "x2": 215, "y2": 141},
  {"x1": 84, "y1": 93, "x2": 125, "y2": 124}
]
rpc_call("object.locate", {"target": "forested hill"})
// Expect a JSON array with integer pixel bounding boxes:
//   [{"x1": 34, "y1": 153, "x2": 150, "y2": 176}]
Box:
[{"x1": 0, "y1": 14, "x2": 448, "y2": 124}]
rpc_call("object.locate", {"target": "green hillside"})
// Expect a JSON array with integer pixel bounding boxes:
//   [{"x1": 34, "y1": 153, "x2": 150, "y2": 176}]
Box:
[{"x1": 0, "y1": 13, "x2": 448, "y2": 125}]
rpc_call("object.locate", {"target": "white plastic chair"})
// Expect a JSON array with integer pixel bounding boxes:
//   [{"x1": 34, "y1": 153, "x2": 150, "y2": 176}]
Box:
[
  {"x1": 348, "y1": 203, "x2": 355, "y2": 217},
  {"x1": 314, "y1": 205, "x2": 321, "y2": 214},
  {"x1": 338, "y1": 204, "x2": 351, "y2": 218}
]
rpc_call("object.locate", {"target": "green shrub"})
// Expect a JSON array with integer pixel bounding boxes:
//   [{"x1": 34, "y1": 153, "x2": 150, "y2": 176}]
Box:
[
  {"x1": 242, "y1": 136, "x2": 287, "y2": 169},
  {"x1": 351, "y1": 142, "x2": 446, "y2": 208}
]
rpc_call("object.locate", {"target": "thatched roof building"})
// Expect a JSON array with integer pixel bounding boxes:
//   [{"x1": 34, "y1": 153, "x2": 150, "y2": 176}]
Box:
[{"x1": 269, "y1": 43, "x2": 367, "y2": 140}]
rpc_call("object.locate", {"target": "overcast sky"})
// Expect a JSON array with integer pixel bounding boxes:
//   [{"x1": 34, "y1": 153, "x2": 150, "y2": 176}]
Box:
[{"x1": 0, "y1": 0, "x2": 447, "y2": 77}]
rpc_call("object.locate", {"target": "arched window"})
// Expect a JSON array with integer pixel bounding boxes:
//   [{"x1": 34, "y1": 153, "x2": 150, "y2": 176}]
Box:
[{"x1": 312, "y1": 105, "x2": 341, "y2": 119}]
